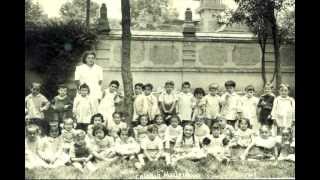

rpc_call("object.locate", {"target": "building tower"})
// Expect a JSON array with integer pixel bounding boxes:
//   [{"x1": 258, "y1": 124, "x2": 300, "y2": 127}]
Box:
[{"x1": 195, "y1": 0, "x2": 226, "y2": 32}]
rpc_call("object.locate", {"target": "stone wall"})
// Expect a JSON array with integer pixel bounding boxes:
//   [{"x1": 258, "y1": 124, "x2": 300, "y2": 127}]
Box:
[{"x1": 89, "y1": 31, "x2": 295, "y2": 93}]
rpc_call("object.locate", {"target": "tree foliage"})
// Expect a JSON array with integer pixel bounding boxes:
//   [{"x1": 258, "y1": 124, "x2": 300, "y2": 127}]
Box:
[
  {"x1": 26, "y1": 21, "x2": 98, "y2": 99},
  {"x1": 59, "y1": 0, "x2": 100, "y2": 25},
  {"x1": 25, "y1": 0, "x2": 48, "y2": 26},
  {"x1": 131, "y1": 0, "x2": 179, "y2": 30}
]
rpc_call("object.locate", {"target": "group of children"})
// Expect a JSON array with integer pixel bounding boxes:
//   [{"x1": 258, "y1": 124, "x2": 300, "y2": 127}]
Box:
[{"x1": 25, "y1": 80, "x2": 295, "y2": 172}]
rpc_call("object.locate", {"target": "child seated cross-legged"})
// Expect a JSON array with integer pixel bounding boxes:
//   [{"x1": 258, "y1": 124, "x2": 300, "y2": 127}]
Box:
[
  {"x1": 70, "y1": 129, "x2": 96, "y2": 172},
  {"x1": 171, "y1": 123, "x2": 206, "y2": 165},
  {"x1": 164, "y1": 115, "x2": 183, "y2": 153},
  {"x1": 38, "y1": 121, "x2": 70, "y2": 168},
  {"x1": 229, "y1": 118, "x2": 255, "y2": 159},
  {"x1": 114, "y1": 128, "x2": 140, "y2": 161},
  {"x1": 202, "y1": 122, "x2": 231, "y2": 163},
  {"x1": 136, "y1": 125, "x2": 171, "y2": 169},
  {"x1": 133, "y1": 114, "x2": 150, "y2": 145},
  {"x1": 90, "y1": 124, "x2": 117, "y2": 164},
  {"x1": 194, "y1": 115, "x2": 210, "y2": 145},
  {"x1": 240, "y1": 125, "x2": 278, "y2": 161},
  {"x1": 276, "y1": 127, "x2": 295, "y2": 162},
  {"x1": 25, "y1": 124, "x2": 50, "y2": 169}
]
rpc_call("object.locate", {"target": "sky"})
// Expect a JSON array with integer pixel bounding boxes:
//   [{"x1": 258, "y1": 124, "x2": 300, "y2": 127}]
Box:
[{"x1": 34, "y1": 0, "x2": 237, "y2": 20}]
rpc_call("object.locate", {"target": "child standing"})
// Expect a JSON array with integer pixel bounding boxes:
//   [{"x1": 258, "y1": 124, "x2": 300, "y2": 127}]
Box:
[
  {"x1": 271, "y1": 83, "x2": 295, "y2": 136},
  {"x1": 25, "y1": 125, "x2": 50, "y2": 169},
  {"x1": 143, "y1": 83, "x2": 160, "y2": 121},
  {"x1": 159, "y1": 81, "x2": 178, "y2": 125},
  {"x1": 73, "y1": 83, "x2": 98, "y2": 132},
  {"x1": 137, "y1": 125, "x2": 170, "y2": 168},
  {"x1": 177, "y1": 82, "x2": 193, "y2": 127},
  {"x1": 202, "y1": 83, "x2": 221, "y2": 129},
  {"x1": 98, "y1": 80, "x2": 121, "y2": 126},
  {"x1": 90, "y1": 124, "x2": 116, "y2": 163},
  {"x1": 172, "y1": 124, "x2": 206, "y2": 165},
  {"x1": 194, "y1": 116, "x2": 210, "y2": 144},
  {"x1": 25, "y1": 82, "x2": 50, "y2": 136},
  {"x1": 70, "y1": 130, "x2": 96, "y2": 172},
  {"x1": 240, "y1": 125, "x2": 278, "y2": 161},
  {"x1": 51, "y1": 84, "x2": 73, "y2": 126},
  {"x1": 240, "y1": 85, "x2": 260, "y2": 133},
  {"x1": 133, "y1": 115, "x2": 149, "y2": 144},
  {"x1": 220, "y1": 80, "x2": 242, "y2": 128},
  {"x1": 133, "y1": 83, "x2": 145, "y2": 126},
  {"x1": 164, "y1": 115, "x2": 183, "y2": 151},
  {"x1": 257, "y1": 83, "x2": 275, "y2": 128},
  {"x1": 191, "y1": 88, "x2": 206, "y2": 122}
]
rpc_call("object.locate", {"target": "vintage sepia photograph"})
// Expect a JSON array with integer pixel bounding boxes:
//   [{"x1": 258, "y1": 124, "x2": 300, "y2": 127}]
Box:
[{"x1": 25, "y1": 0, "x2": 295, "y2": 179}]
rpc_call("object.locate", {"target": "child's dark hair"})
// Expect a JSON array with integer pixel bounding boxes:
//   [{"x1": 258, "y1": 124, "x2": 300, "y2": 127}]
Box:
[
  {"x1": 92, "y1": 124, "x2": 108, "y2": 137},
  {"x1": 281, "y1": 127, "x2": 293, "y2": 142},
  {"x1": 225, "y1": 80, "x2": 236, "y2": 88},
  {"x1": 82, "y1": 51, "x2": 96, "y2": 64},
  {"x1": 90, "y1": 113, "x2": 105, "y2": 124},
  {"x1": 265, "y1": 82, "x2": 274, "y2": 89},
  {"x1": 134, "y1": 83, "x2": 144, "y2": 89},
  {"x1": 170, "y1": 115, "x2": 181, "y2": 124},
  {"x1": 112, "y1": 111, "x2": 121, "y2": 118},
  {"x1": 165, "y1": 81, "x2": 174, "y2": 87},
  {"x1": 79, "y1": 83, "x2": 90, "y2": 94},
  {"x1": 143, "y1": 83, "x2": 153, "y2": 90},
  {"x1": 279, "y1": 83, "x2": 290, "y2": 91},
  {"x1": 117, "y1": 127, "x2": 133, "y2": 137},
  {"x1": 153, "y1": 114, "x2": 164, "y2": 124},
  {"x1": 238, "y1": 118, "x2": 252, "y2": 129},
  {"x1": 147, "y1": 124, "x2": 158, "y2": 133},
  {"x1": 58, "y1": 84, "x2": 68, "y2": 90},
  {"x1": 193, "y1": 88, "x2": 206, "y2": 97},
  {"x1": 245, "y1": 85, "x2": 255, "y2": 92},
  {"x1": 110, "y1": 80, "x2": 120, "y2": 88},
  {"x1": 182, "y1": 81, "x2": 191, "y2": 88},
  {"x1": 138, "y1": 114, "x2": 149, "y2": 125},
  {"x1": 182, "y1": 123, "x2": 195, "y2": 146}
]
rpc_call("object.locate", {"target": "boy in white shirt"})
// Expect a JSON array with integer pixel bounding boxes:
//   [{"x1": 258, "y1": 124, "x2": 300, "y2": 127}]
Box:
[
  {"x1": 177, "y1": 81, "x2": 193, "y2": 127},
  {"x1": 202, "y1": 83, "x2": 221, "y2": 130},
  {"x1": 220, "y1": 80, "x2": 242, "y2": 129}
]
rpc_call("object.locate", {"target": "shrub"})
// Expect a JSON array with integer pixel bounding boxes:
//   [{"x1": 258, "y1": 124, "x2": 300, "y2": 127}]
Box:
[{"x1": 25, "y1": 20, "x2": 98, "y2": 99}]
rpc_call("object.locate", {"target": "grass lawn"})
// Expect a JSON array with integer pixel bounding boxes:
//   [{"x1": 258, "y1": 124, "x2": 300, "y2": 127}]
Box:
[{"x1": 25, "y1": 159, "x2": 295, "y2": 179}]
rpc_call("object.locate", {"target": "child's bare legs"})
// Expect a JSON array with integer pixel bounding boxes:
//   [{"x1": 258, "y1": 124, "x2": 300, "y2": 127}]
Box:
[{"x1": 72, "y1": 162, "x2": 84, "y2": 172}]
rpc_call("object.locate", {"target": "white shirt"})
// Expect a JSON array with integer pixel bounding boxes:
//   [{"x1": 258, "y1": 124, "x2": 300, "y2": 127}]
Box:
[
  {"x1": 271, "y1": 96, "x2": 295, "y2": 128},
  {"x1": 75, "y1": 64, "x2": 103, "y2": 100},
  {"x1": 177, "y1": 92, "x2": 193, "y2": 121},
  {"x1": 220, "y1": 92, "x2": 242, "y2": 120},
  {"x1": 73, "y1": 95, "x2": 98, "y2": 124},
  {"x1": 202, "y1": 94, "x2": 221, "y2": 119},
  {"x1": 240, "y1": 95, "x2": 259, "y2": 123},
  {"x1": 158, "y1": 91, "x2": 178, "y2": 105},
  {"x1": 194, "y1": 123, "x2": 210, "y2": 141}
]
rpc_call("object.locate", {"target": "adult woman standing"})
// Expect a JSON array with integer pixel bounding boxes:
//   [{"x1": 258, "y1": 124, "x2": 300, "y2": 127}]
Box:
[{"x1": 74, "y1": 51, "x2": 103, "y2": 101}]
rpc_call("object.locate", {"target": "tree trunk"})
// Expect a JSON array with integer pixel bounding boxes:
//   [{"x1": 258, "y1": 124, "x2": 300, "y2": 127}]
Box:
[
  {"x1": 121, "y1": 0, "x2": 134, "y2": 127},
  {"x1": 86, "y1": 0, "x2": 90, "y2": 29},
  {"x1": 271, "y1": 15, "x2": 281, "y2": 92},
  {"x1": 258, "y1": 34, "x2": 267, "y2": 88}
]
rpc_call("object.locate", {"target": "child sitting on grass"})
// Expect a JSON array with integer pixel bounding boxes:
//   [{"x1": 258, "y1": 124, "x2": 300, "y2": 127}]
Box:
[
  {"x1": 108, "y1": 112, "x2": 127, "y2": 138},
  {"x1": 38, "y1": 121, "x2": 69, "y2": 168},
  {"x1": 137, "y1": 125, "x2": 171, "y2": 169},
  {"x1": 194, "y1": 115, "x2": 210, "y2": 145},
  {"x1": 171, "y1": 123, "x2": 206, "y2": 165},
  {"x1": 240, "y1": 125, "x2": 278, "y2": 161},
  {"x1": 164, "y1": 115, "x2": 183, "y2": 152},
  {"x1": 153, "y1": 114, "x2": 168, "y2": 145},
  {"x1": 229, "y1": 118, "x2": 255, "y2": 159},
  {"x1": 114, "y1": 128, "x2": 140, "y2": 161},
  {"x1": 90, "y1": 124, "x2": 116, "y2": 164},
  {"x1": 70, "y1": 129, "x2": 96, "y2": 172},
  {"x1": 133, "y1": 114, "x2": 150, "y2": 144},
  {"x1": 61, "y1": 118, "x2": 77, "y2": 155},
  {"x1": 202, "y1": 122, "x2": 231, "y2": 163},
  {"x1": 277, "y1": 127, "x2": 295, "y2": 162},
  {"x1": 87, "y1": 113, "x2": 105, "y2": 140},
  {"x1": 218, "y1": 117, "x2": 235, "y2": 140},
  {"x1": 25, "y1": 124, "x2": 50, "y2": 169}
]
